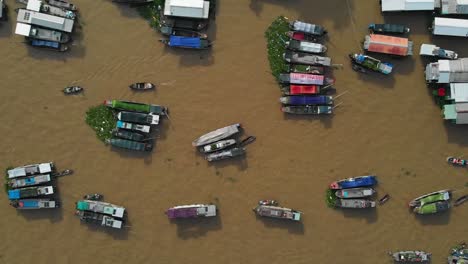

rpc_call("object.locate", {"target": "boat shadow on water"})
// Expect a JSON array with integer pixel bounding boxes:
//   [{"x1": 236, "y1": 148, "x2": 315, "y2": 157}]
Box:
[
  {"x1": 80, "y1": 216, "x2": 130, "y2": 240},
  {"x1": 170, "y1": 215, "x2": 222, "y2": 240},
  {"x1": 282, "y1": 113, "x2": 333, "y2": 129},
  {"x1": 163, "y1": 46, "x2": 215, "y2": 67},
  {"x1": 255, "y1": 216, "x2": 305, "y2": 235},
  {"x1": 339, "y1": 207, "x2": 378, "y2": 224},
  {"x1": 26, "y1": 30, "x2": 86, "y2": 60},
  {"x1": 15, "y1": 186, "x2": 64, "y2": 223},
  {"x1": 444, "y1": 123, "x2": 468, "y2": 147},
  {"x1": 414, "y1": 210, "x2": 451, "y2": 226}
]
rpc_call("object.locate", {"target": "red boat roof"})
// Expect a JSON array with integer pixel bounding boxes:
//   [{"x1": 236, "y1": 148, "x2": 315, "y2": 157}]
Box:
[
  {"x1": 366, "y1": 34, "x2": 409, "y2": 56},
  {"x1": 289, "y1": 85, "x2": 320, "y2": 95}
]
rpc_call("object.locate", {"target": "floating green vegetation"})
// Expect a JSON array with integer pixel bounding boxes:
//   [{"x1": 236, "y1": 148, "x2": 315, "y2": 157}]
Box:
[
  {"x1": 326, "y1": 189, "x2": 337, "y2": 208},
  {"x1": 85, "y1": 105, "x2": 116, "y2": 142},
  {"x1": 137, "y1": 0, "x2": 164, "y2": 29},
  {"x1": 265, "y1": 16, "x2": 290, "y2": 83}
]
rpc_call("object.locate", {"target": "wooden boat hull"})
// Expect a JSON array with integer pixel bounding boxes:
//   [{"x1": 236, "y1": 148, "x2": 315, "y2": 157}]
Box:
[
  {"x1": 106, "y1": 138, "x2": 153, "y2": 152},
  {"x1": 335, "y1": 188, "x2": 376, "y2": 199},
  {"x1": 454, "y1": 195, "x2": 468, "y2": 206},
  {"x1": 205, "y1": 147, "x2": 245, "y2": 162},
  {"x1": 447, "y1": 156, "x2": 467, "y2": 166},
  {"x1": 129, "y1": 82, "x2": 155, "y2": 90},
  {"x1": 192, "y1": 124, "x2": 241, "y2": 147},
  {"x1": 408, "y1": 189, "x2": 451, "y2": 208},
  {"x1": 281, "y1": 105, "x2": 332, "y2": 115},
  {"x1": 63, "y1": 86, "x2": 83, "y2": 94},
  {"x1": 335, "y1": 199, "x2": 376, "y2": 209}
]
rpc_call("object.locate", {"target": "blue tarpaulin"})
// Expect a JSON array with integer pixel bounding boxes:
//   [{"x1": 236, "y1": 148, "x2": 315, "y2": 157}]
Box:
[
  {"x1": 8, "y1": 190, "x2": 20, "y2": 200},
  {"x1": 339, "y1": 176, "x2": 377, "y2": 189},
  {"x1": 22, "y1": 200, "x2": 39, "y2": 208},
  {"x1": 31, "y1": 40, "x2": 59, "y2": 49},
  {"x1": 169, "y1": 36, "x2": 201, "y2": 48},
  {"x1": 289, "y1": 96, "x2": 327, "y2": 105}
]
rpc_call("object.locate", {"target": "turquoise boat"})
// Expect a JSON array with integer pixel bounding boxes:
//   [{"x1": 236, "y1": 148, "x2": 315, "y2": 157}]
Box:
[
  {"x1": 106, "y1": 138, "x2": 153, "y2": 152},
  {"x1": 104, "y1": 100, "x2": 168, "y2": 116}
]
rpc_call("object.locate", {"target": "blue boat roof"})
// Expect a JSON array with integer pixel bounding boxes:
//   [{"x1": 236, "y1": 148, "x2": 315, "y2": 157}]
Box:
[
  {"x1": 31, "y1": 40, "x2": 59, "y2": 48},
  {"x1": 22, "y1": 200, "x2": 39, "y2": 208},
  {"x1": 289, "y1": 96, "x2": 327, "y2": 105},
  {"x1": 169, "y1": 36, "x2": 201, "y2": 48},
  {"x1": 8, "y1": 190, "x2": 20, "y2": 200},
  {"x1": 339, "y1": 176, "x2": 377, "y2": 189},
  {"x1": 116, "y1": 121, "x2": 124, "y2": 127}
]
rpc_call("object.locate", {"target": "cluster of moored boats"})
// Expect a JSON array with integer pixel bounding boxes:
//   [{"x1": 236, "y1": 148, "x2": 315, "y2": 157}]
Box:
[
  {"x1": 75, "y1": 195, "x2": 127, "y2": 229},
  {"x1": 387, "y1": 241, "x2": 468, "y2": 263},
  {"x1": 103, "y1": 99, "x2": 168, "y2": 152},
  {"x1": 5, "y1": 162, "x2": 72, "y2": 209},
  {"x1": 278, "y1": 20, "x2": 339, "y2": 115},
  {"x1": 14, "y1": 0, "x2": 78, "y2": 52},
  {"x1": 192, "y1": 123, "x2": 255, "y2": 162},
  {"x1": 329, "y1": 175, "x2": 380, "y2": 209}
]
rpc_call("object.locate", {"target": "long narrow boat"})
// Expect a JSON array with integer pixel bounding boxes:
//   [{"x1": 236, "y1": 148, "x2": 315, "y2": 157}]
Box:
[
  {"x1": 388, "y1": 251, "x2": 431, "y2": 263},
  {"x1": 8, "y1": 186, "x2": 54, "y2": 199},
  {"x1": 129, "y1": 82, "x2": 155, "y2": 91},
  {"x1": 335, "y1": 199, "x2": 376, "y2": 209},
  {"x1": 253, "y1": 205, "x2": 302, "y2": 221},
  {"x1": 330, "y1": 175, "x2": 377, "y2": 190},
  {"x1": 8, "y1": 162, "x2": 54, "y2": 179},
  {"x1": 116, "y1": 121, "x2": 150, "y2": 133},
  {"x1": 349, "y1": 53, "x2": 393, "y2": 75},
  {"x1": 199, "y1": 139, "x2": 237, "y2": 153},
  {"x1": 160, "y1": 36, "x2": 212, "y2": 50},
  {"x1": 281, "y1": 85, "x2": 322, "y2": 95},
  {"x1": 75, "y1": 210, "x2": 123, "y2": 229},
  {"x1": 288, "y1": 65, "x2": 325, "y2": 75},
  {"x1": 368, "y1": 23, "x2": 410, "y2": 34},
  {"x1": 289, "y1": 20, "x2": 327, "y2": 36},
  {"x1": 106, "y1": 138, "x2": 153, "y2": 152},
  {"x1": 192, "y1": 123, "x2": 241, "y2": 147},
  {"x1": 27, "y1": 0, "x2": 76, "y2": 19},
  {"x1": 27, "y1": 39, "x2": 68, "y2": 52},
  {"x1": 45, "y1": 0, "x2": 77, "y2": 11},
  {"x1": 10, "y1": 198, "x2": 59, "y2": 209},
  {"x1": 413, "y1": 200, "x2": 450, "y2": 214},
  {"x1": 205, "y1": 147, "x2": 246, "y2": 162},
  {"x1": 165, "y1": 204, "x2": 217, "y2": 219},
  {"x1": 447, "y1": 156, "x2": 467, "y2": 167},
  {"x1": 335, "y1": 188, "x2": 376, "y2": 199},
  {"x1": 15, "y1": 23, "x2": 71, "y2": 43},
  {"x1": 279, "y1": 95, "x2": 333, "y2": 105},
  {"x1": 7, "y1": 174, "x2": 52, "y2": 189},
  {"x1": 281, "y1": 105, "x2": 332, "y2": 115},
  {"x1": 117, "y1": 111, "x2": 159, "y2": 125},
  {"x1": 286, "y1": 31, "x2": 318, "y2": 42},
  {"x1": 287, "y1": 39, "x2": 327, "y2": 54},
  {"x1": 112, "y1": 129, "x2": 146, "y2": 142},
  {"x1": 408, "y1": 190, "x2": 451, "y2": 208},
  {"x1": 76, "y1": 200, "x2": 126, "y2": 218},
  {"x1": 455, "y1": 195, "x2": 468, "y2": 206},
  {"x1": 284, "y1": 50, "x2": 332, "y2": 66},
  {"x1": 104, "y1": 100, "x2": 168, "y2": 116},
  {"x1": 279, "y1": 73, "x2": 334, "y2": 85}
]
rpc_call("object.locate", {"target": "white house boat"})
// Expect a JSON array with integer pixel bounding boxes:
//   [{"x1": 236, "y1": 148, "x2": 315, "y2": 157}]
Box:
[
  {"x1": 76, "y1": 200, "x2": 126, "y2": 218},
  {"x1": 15, "y1": 22, "x2": 70, "y2": 43},
  {"x1": 7, "y1": 162, "x2": 54, "y2": 179},
  {"x1": 17, "y1": 8, "x2": 74, "y2": 33}
]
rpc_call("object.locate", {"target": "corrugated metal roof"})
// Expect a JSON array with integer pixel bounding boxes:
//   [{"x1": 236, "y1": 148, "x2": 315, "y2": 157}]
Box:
[
  {"x1": 15, "y1": 23, "x2": 31, "y2": 36},
  {"x1": 27, "y1": 0, "x2": 41, "y2": 12},
  {"x1": 364, "y1": 34, "x2": 410, "y2": 56},
  {"x1": 435, "y1": 17, "x2": 468, "y2": 28},
  {"x1": 170, "y1": 0, "x2": 204, "y2": 8},
  {"x1": 450, "y1": 83, "x2": 468, "y2": 102}
]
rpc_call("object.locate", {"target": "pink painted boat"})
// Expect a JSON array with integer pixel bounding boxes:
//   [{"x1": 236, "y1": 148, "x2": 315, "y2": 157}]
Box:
[{"x1": 282, "y1": 85, "x2": 321, "y2": 95}]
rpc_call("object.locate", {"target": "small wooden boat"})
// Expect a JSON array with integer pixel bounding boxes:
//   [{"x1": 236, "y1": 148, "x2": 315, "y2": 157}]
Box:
[
  {"x1": 279, "y1": 95, "x2": 333, "y2": 106},
  {"x1": 352, "y1": 64, "x2": 368, "y2": 74},
  {"x1": 447, "y1": 156, "x2": 467, "y2": 167},
  {"x1": 116, "y1": 121, "x2": 150, "y2": 133},
  {"x1": 27, "y1": 38, "x2": 69, "y2": 52},
  {"x1": 52, "y1": 169, "x2": 73, "y2": 177},
  {"x1": 330, "y1": 175, "x2": 377, "y2": 190},
  {"x1": 198, "y1": 139, "x2": 237, "y2": 153},
  {"x1": 287, "y1": 39, "x2": 327, "y2": 54},
  {"x1": 287, "y1": 65, "x2": 324, "y2": 75},
  {"x1": 455, "y1": 195, "x2": 468, "y2": 206},
  {"x1": 8, "y1": 186, "x2": 54, "y2": 199},
  {"x1": 253, "y1": 205, "x2": 302, "y2": 221},
  {"x1": 192, "y1": 123, "x2": 241, "y2": 147},
  {"x1": 286, "y1": 31, "x2": 318, "y2": 42},
  {"x1": 368, "y1": 23, "x2": 410, "y2": 34},
  {"x1": 388, "y1": 251, "x2": 431, "y2": 263},
  {"x1": 289, "y1": 20, "x2": 327, "y2": 36},
  {"x1": 335, "y1": 199, "x2": 376, "y2": 209},
  {"x1": 45, "y1": 0, "x2": 77, "y2": 11},
  {"x1": 258, "y1": 200, "x2": 278, "y2": 206},
  {"x1": 117, "y1": 111, "x2": 159, "y2": 125},
  {"x1": 165, "y1": 204, "x2": 217, "y2": 219},
  {"x1": 379, "y1": 194, "x2": 390, "y2": 205},
  {"x1": 82, "y1": 193, "x2": 104, "y2": 201},
  {"x1": 10, "y1": 198, "x2": 60, "y2": 209},
  {"x1": 129, "y1": 82, "x2": 155, "y2": 91},
  {"x1": 106, "y1": 138, "x2": 153, "y2": 152},
  {"x1": 335, "y1": 188, "x2": 376, "y2": 199},
  {"x1": 413, "y1": 200, "x2": 450, "y2": 214},
  {"x1": 75, "y1": 210, "x2": 123, "y2": 229},
  {"x1": 63, "y1": 86, "x2": 83, "y2": 95},
  {"x1": 281, "y1": 105, "x2": 332, "y2": 115},
  {"x1": 239, "y1": 136, "x2": 256, "y2": 147},
  {"x1": 112, "y1": 129, "x2": 146, "y2": 142},
  {"x1": 408, "y1": 189, "x2": 451, "y2": 208},
  {"x1": 205, "y1": 147, "x2": 246, "y2": 162}
]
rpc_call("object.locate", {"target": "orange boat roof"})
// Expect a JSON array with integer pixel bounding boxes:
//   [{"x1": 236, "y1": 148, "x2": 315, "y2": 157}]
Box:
[{"x1": 367, "y1": 34, "x2": 409, "y2": 56}]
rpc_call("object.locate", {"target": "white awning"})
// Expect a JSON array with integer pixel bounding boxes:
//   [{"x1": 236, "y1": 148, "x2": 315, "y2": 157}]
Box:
[
  {"x1": 15, "y1": 23, "x2": 32, "y2": 37},
  {"x1": 27, "y1": 0, "x2": 42, "y2": 12}
]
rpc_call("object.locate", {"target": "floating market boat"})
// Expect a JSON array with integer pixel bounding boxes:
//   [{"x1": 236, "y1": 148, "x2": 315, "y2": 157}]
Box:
[
  {"x1": 448, "y1": 256, "x2": 468, "y2": 263},
  {"x1": 26, "y1": 0, "x2": 76, "y2": 19},
  {"x1": 8, "y1": 174, "x2": 52, "y2": 189},
  {"x1": 286, "y1": 31, "x2": 318, "y2": 42},
  {"x1": 104, "y1": 100, "x2": 168, "y2": 116},
  {"x1": 363, "y1": 34, "x2": 413, "y2": 56},
  {"x1": 413, "y1": 200, "x2": 450, "y2": 214},
  {"x1": 168, "y1": 28, "x2": 208, "y2": 39},
  {"x1": 45, "y1": 0, "x2": 77, "y2": 11},
  {"x1": 335, "y1": 199, "x2": 376, "y2": 209},
  {"x1": 330, "y1": 175, "x2": 377, "y2": 190},
  {"x1": 27, "y1": 39, "x2": 68, "y2": 52},
  {"x1": 284, "y1": 50, "x2": 332, "y2": 66},
  {"x1": 117, "y1": 111, "x2": 159, "y2": 125},
  {"x1": 279, "y1": 95, "x2": 333, "y2": 106},
  {"x1": 281, "y1": 84, "x2": 323, "y2": 95},
  {"x1": 83, "y1": 193, "x2": 103, "y2": 201},
  {"x1": 388, "y1": 251, "x2": 431, "y2": 263},
  {"x1": 420, "y1": 44, "x2": 458, "y2": 60},
  {"x1": 335, "y1": 188, "x2": 376, "y2": 199},
  {"x1": 160, "y1": 36, "x2": 212, "y2": 50},
  {"x1": 287, "y1": 39, "x2": 327, "y2": 54},
  {"x1": 281, "y1": 105, "x2": 332, "y2": 115},
  {"x1": 76, "y1": 200, "x2": 126, "y2": 218},
  {"x1": 8, "y1": 162, "x2": 54, "y2": 179},
  {"x1": 408, "y1": 189, "x2": 451, "y2": 208},
  {"x1": 279, "y1": 73, "x2": 334, "y2": 85},
  {"x1": 192, "y1": 123, "x2": 241, "y2": 147},
  {"x1": 106, "y1": 138, "x2": 153, "y2": 152},
  {"x1": 112, "y1": 129, "x2": 146, "y2": 142},
  {"x1": 379, "y1": 194, "x2": 390, "y2": 205},
  {"x1": 199, "y1": 139, "x2": 237, "y2": 153},
  {"x1": 8, "y1": 186, "x2": 54, "y2": 199},
  {"x1": 63, "y1": 86, "x2": 83, "y2": 95},
  {"x1": 253, "y1": 205, "x2": 302, "y2": 221},
  {"x1": 455, "y1": 195, "x2": 468, "y2": 206},
  {"x1": 349, "y1": 53, "x2": 393, "y2": 74},
  {"x1": 10, "y1": 198, "x2": 59, "y2": 209},
  {"x1": 289, "y1": 20, "x2": 327, "y2": 36},
  {"x1": 15, "y1": 22, "x2": 70, "y2": 43},
  {"x1": 205, "y1": 147, "x2": 246, "y2": 162},
  {"x1": 165, "y1": 204, "x2": 217, "y2": 219},
  {"x1": 116, "y1": 121, "x2": 150, "y2": 133},
  {"x1": 75, "y1": 210, "x2": 123, "y2": 229},
  {"x1": 447, "y1": 156, "x2": 467, "y2": 167},
  {"x1": 258, "y1": 200, "x2": 279, "y2": 206},
  {"x1": 129, "y1": 82, "x2": 155, "y2": 91},
  {"x1": 368, "y1": 23, "x2": 410, "y2": 34},
  {"x1": 450, "y1": 243, "x2": 468, "y2": 259},
  {"x1": 287, "y1": 65, "x2": 324, "y2": 75}
]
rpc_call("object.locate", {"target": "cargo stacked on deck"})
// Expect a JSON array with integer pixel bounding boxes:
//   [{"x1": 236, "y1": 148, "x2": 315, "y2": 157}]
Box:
[
  {"x1": 75, "y1": 198, "x2": 126, "y2": 229},
  {"x1": 14, "y1": 0, "x2": 78, "y2": 51}
]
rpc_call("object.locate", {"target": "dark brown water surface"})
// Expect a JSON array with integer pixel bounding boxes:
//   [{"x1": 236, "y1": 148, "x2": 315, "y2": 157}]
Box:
[{"x1": 0, "y1": 1, "x2": 468, "y2": 263}]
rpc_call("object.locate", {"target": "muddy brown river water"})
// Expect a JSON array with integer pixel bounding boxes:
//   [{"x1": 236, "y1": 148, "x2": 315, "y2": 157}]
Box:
[{"x1": 0, "y1": 0, "x2": 467, "y2": 263}]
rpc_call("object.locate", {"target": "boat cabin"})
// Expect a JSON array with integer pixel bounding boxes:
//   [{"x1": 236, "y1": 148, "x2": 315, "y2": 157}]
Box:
[
  {"x1": 420, "y1": 43, "x2": 458, "y2": 59},
  {"x1": 17, "y1": 8, "x2": 74, "y2": 32},
  {"x1": 380, "y1": 0, "x2": 435, "y2": 12},
  {"x1": 444, "y1": 102, "x2": 468, "y2": 124},
  {"x1": 440, "y1": 0, "x2": 468, "y2": 15},
  {"x1": 425, "y1": 58, "x2": 468, "y2": 83},
  {"x1": 163, "y1": 0, "x2": 210, "y2": 19},
  {"x1": 8, "y1": 162, "x2": 53, "y2": 179},
  {"x1": 432, "y1": 17, "x2": 468, "y2": 37},
  {"x1": 363, "y1": 34, "x2": 413, "y2": 56}
]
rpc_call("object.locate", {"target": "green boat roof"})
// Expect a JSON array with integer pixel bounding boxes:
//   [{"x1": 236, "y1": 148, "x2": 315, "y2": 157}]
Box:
[
  {"x1": 417, "y1": 203, "x2": 437, "y2": 214},
  {"x1": 419, "y1": 193, "x2": 447, "y2": 205}
]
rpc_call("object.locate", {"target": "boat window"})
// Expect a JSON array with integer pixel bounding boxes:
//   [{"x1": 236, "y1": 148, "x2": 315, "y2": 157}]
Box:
[{"x1": 24, "y1": 12, "x2": 30, "y2": 21}]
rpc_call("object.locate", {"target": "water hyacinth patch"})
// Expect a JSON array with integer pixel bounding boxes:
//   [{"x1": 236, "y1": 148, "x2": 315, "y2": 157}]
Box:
[
  {"x1": 137, "y1": 0, "x2": 165, "y2": 29},
  {"x1": 85, "y1": 105, "x2": 116, "y2": 142},
  {"x1": 265, "y1": 16, "x2": 290, "y2": 83}
]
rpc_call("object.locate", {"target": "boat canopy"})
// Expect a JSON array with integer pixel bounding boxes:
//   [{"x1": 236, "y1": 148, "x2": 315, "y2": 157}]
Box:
[
  {"x1": 169, "y1": 35, "x2": 201, "y2": 48},
  {"x1": 76, "y1": 200, "x2": 125, "y2": 218},
  {"x1": 280, "y1": 73, "x2": 326, "y2": 85},
  {"x1": 15, "y1": 23, "x2": 32, "y2": 37},
  {"x1": 290, "y1": 20, "x2": 326, "y2": 35},
  {"x1": 381, "y1": 0, "x2": 435, "y2": 12},
  {"x1": 449, "y1": 83, "x2": 468, "y2": 103},
  {"x1": 280, "y1": 96, "x2": 329, "y2": 105},
  {"x1": 288, "y1": 40, "x2": 324, "y2": 53},
  {"x1": 8, "y1": 162, "x2": 53, "y2": 179},
  {"x1": 288, "y1": 85, "x2": 320, "y2": 95},
  {"x1": 32, "y1": 40, "x2": 60, "y2": 48},
  {"x1": 364, "y1": 34, "x2": 413, "y2": 56}
]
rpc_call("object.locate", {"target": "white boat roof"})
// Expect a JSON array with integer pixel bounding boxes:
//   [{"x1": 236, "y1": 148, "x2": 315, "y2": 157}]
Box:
[
  {"x1": 15, "y1": 23, "x2": 32, "y2": 37},
  {"x1": 17, "y1": 9, "x2": 74, "y2": 33},
  {"x1": 434, "y1": 17, "x2": 468, "y2": 28},
  {"x1": 439, "y1": 60, "x2": 451, "y2": 72},
  {"x1": 164, "y1": 0, "x2": 209, "y2": 19},
  {"x1": 450, "y1": 83, "x2": 468, "y2": 102},
  {"x1": 114, "y1": 207, "x2": 125, "y2": 218},
  {"x1": 170, "y1": 0, "x2": 204, "y2": 8},
  {"x1": 419, "y1": 44, "x2": 437, "y2": 55},
  {"x1": 381, "y1": 0, "x2": 435, "y2": 11},
  {"x1": 27, "y1": 0, "x2": 42, "y2": 12}
]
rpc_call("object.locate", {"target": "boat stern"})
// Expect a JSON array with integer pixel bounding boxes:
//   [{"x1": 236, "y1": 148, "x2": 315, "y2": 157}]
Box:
[
  {"x1": 205, "y1": 205, "x2": 217, "y2": 217},
  {"x1": 329, "y1": 182, "x2": 340, "y2": 189},
  {"x1": 292, "y1": 212, "x2": 302, "y2": 221},
  {"x1": 114, "y1": 207, "x2": 126, "y2": 218}
]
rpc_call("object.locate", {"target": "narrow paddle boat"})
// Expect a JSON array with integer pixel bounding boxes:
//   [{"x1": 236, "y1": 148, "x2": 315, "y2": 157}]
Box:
[
  {"x1": 388, "y1": 251, "x2": 431, "y2": 263},
  {"x1": 447, "y1": 157, "x2": 467, "y2": 167},
  {"x1": 129, "y1": 82, "x2": 155, "y2": 91},
  {"x1": 63, "y1": 86, "x2": 83, "y2": 95},
  {"x1": 408, "y1": 189, "x2": 451, "y2": 208}
]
